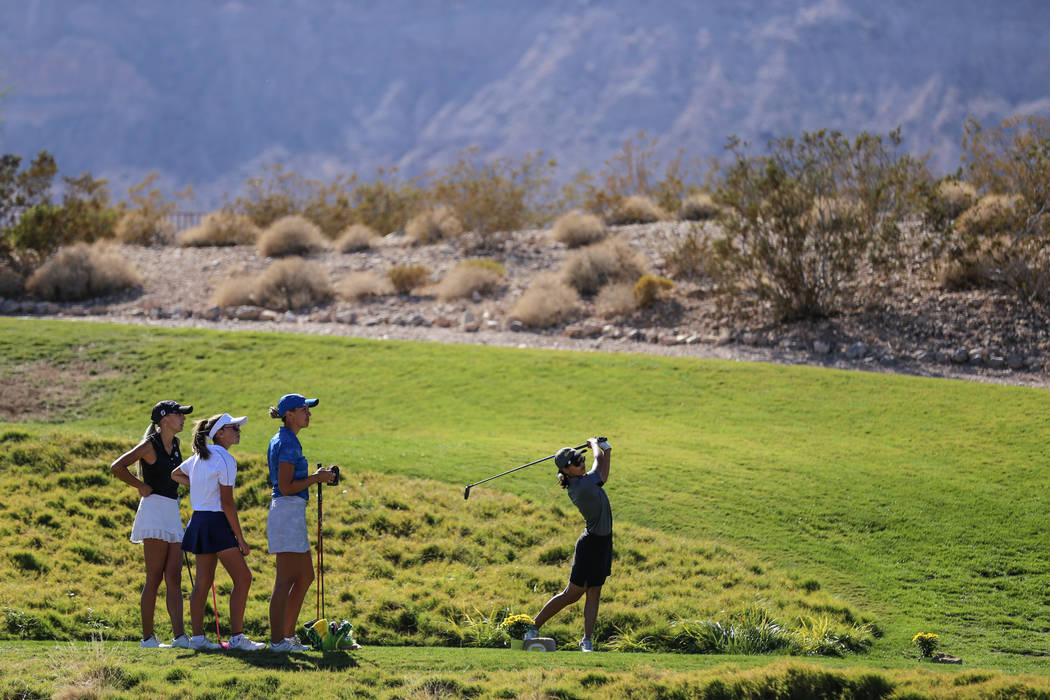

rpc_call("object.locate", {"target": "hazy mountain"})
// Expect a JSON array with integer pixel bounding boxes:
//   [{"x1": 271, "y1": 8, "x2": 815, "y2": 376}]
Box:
[{"x1": 1, "y1": 0, "x2": 1048, "y2": 206}]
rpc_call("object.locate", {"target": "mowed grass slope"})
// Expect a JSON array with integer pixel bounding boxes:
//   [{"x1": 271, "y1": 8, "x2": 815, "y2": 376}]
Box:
[{"x1": 1, "y1": 319, "x2": 1049, "y2": 672}]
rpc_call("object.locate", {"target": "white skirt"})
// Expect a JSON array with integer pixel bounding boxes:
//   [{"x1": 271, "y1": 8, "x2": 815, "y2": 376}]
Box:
[
  {"x1": 268, "y1": 496, "x2": 310, "y2": 553},
  {"x1": 130, "y1": 494, "x2": 184, "y2": 544}
]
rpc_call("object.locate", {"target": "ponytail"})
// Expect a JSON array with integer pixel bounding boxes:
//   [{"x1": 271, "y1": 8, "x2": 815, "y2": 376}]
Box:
[
  {"x1": 557, "y1": 471, "x2": 569, "y2": 489},
  {"x1": 269, "y1": 406, "x2": 281, "y2": 420},
  {"x1": 191, "y1": 415, "x2": 222, "y2": 459},
  {"x1": 142, "y1": 422, "x2": 159, "y2": 441}
]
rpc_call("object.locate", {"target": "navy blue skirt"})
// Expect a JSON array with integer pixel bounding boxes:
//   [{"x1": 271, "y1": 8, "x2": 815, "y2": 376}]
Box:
[{"x1": 182, "y1": 511, "x2": 238, "y2": 554}]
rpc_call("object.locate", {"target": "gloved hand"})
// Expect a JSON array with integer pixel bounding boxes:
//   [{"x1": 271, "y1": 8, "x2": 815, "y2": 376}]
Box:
[{"x1": 598, "y1": 439, "x2": 611, "y2": 451}]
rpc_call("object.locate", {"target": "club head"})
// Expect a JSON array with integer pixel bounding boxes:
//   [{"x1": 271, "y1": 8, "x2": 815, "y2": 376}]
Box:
[{"x1": 463, "y1": 486, "x2": 471, "y2": 500}]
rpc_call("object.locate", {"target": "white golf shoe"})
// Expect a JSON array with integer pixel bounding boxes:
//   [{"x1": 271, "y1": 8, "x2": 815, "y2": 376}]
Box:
[
  {"x1": 579, "y1": 637, "x2": 593, "y2": 652},
  {"x1": 228, "y1": 634, "x2": 265, "y2": 651}
]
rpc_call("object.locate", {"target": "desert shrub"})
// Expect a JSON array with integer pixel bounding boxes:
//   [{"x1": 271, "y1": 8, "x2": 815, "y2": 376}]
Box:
[
  {"x1": 347, "y1": 168, "x2": 424, "y2": 235},
  {"x1": 509, "y1": 273, "x2": 580, "y2": 328},
  {"x1": 550, "y1": 210, "x2": 606, "y2": 248},
  {"x1": 114, "y1": 173, "x2": 184, "y2": 245},
  {"x1": 934, "y1": 180, "x2": 978, "y2": 221},
  {"x1": 26, "y1": 243, "x2": 141, "y2": 301},
  {"x1": 233, "y1": 164, "x2": 310, "y2": 230},
  {"x1": 680, "y1": 192, "x2": 722, "y2": 221},
  {"x1": 710, "y1": 128, "x2": 924, "y2": 319},
  {"x1": 560, "y1": 238, "x2": 647, "y2": 296},
  {"x1": 404, "y1": 206, "x2": 463, "y2": 244},
  {"x1": 435, "y1": 259, "x2": 505, "y2": 301},
  {"x1": 936, "y1": 256, "x2": 987, "y2": 291},
  {"x1": 257, "y1": 215, "x2": 328, "y2": 257},
  {"x1": 387, "y1": 264, "x2": 431, "y2": 295},
  {"x1": 633, "y1": 274, "x2": 675, "y2": 307},
  {"x1": 253, "y1": 257, "x2": 332, "y2": 311},
  {"x1": 210, "y1": 276, "x2": 257, "y2": 308},
  {"x1": 663, "y1": 226, "x2": 712, "y2": 281},
  {"x1": 427, "y1": 149, "x2": 557, "y2": 241},
  {"x1": 177, "y1": 210, "x2": 259, "y2": 247},
  {"x1": 595, "y1": 282, "x2": 638, "y2": 318},
  {"x1": 954, "y1": 194, "x2": 1024, "y2": 239},
  {"x1": 335, "y1": 223, "x2": 378, "y2": 253},
  {"x1": 335, "y1": 271, "x2": 393, "y2": 301},
  {"x1": 0, "y1": 263, "x2": 22, "y2": 297},
  {"x1": 607, "y1": 195, "x2": 666, "y2": 225}
]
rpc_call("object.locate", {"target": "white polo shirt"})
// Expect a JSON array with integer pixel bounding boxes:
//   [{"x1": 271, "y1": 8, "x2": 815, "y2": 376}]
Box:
[{"x1": 177, "y1": 445, "x2": 237, "y2": 512}]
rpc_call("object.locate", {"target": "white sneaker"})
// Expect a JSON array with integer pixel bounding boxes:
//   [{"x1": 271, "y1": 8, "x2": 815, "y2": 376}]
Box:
[
  {"x1": 269, "y1": 639, "x2": 294, "y2": 652},
  {"x1": 228, "y1": 634, "x2": 265, "y2": 651},
  {"x1": 286, "y1": 636, "x2": 311, "y2": 651},
  {"x1": 171, "y1": 634, "x2": 192, "y2": 649},
  {"x1": 579, "y1": 637, "x2": 594, "y2": 652},
  {"x1": 523, "y1": 625, "x2": 539, "y2": 641},
  {"x1": 189, "y1": 635, "x2": 221, "y2": 651},
  {"x1": 139, "y1": 635, "x2": 161, "y2": 648}
]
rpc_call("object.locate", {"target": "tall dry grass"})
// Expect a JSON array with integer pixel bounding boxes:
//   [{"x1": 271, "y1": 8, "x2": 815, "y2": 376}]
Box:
[
  {"x1": 336, "y1": 223, "x2": 379, "y2": 253},
  {"x1": 435, "y1": 259, "x2": 505, "y2": 301},
  {"x1": 257, "y1": 215, "x2": 329, "y2": 258},
  {"x1": 509, "y1": 273, "x2": 580, "y2": 328},
  {"x1": 26, "y1": 243, "x2": 141, "y2": 301}
]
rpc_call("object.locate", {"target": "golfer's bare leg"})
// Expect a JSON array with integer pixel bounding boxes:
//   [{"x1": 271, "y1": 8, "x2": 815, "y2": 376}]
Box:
[
  {"x1": 190, "y1": 554, "x2": 218, "y2": 636},
  {"x1": 533, "y1": 582, "x2": 585, "y2": 629},
  {"x1": 141, "y1": 539, "x2": 167, "y2": 640},
  {"x1": 283, "y1": 552, "x2": 314, "y2": 639},
  {"x1": 218, "y1": 547, "x2": 252, "y2": 636},
  {"x1": 270, "y1": 552, "x2": 314, "y2": 642},
  {"x1": 162, "y1": 542, "x2": 186, "y2": 638},
  {"x1": 582, "y1": 585, "x2": 601, "y2": 639}
]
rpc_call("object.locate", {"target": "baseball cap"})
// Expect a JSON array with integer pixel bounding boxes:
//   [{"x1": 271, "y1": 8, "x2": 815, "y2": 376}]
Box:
[
  {"x1": 277, "y1": 393, "x2": 319, "y2": 417},
  {"x1": 208, "y1": 413, "x2": 248, "y2": 439},
  {"x1": 151, "y1": 400, "x2": 193, "y2": 423},
  {"x1": 554, "y1": 447, "x2": 583, "y2": 470}
]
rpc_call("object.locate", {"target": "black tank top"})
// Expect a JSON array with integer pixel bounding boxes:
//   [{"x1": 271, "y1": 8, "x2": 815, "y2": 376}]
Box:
[{"x1": 139, "y1": 433, "x2": 182, "y2": 500}]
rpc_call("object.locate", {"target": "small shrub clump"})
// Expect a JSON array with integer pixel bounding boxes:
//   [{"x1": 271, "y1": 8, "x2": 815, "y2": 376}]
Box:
[
  {"x1": 387, "y1": 264, "x2": 431, "y2": 295},
  {"x1": 953, "y1": 194, "x2": 1024, "y2": 239},
  {"x1": 0, "y1": 264, "x2": 23, "y2": 298},
  {"x1": 405, "y1": 206, "x2": 463, "y2": 244},
  {"x1": 550, "y1": 210, "x2": 606, "y2": 248},
  {"x1": 509, "y1": 273, "x2": 580, "y2": 328},
  {"x1": 257, "y1": 215, "x2": 329, "y2": 258},
  {"x1": 210, "y1": 257, "x2": 332, "y2": 311},
  {"x1": 177, "y1": 210, "x2": 260, "y2": 247},
  {"x1": 336, "y1": 223, "x2": 378, "y2": 253},
  {"x1": 114, "y1": 173, "x2": 181, "y2": 245},
  {"x1": 633, "y1": 274, "x2": 675, "y2": 307},
  {"x1": 560, "y1": 238, "x2": 647, "y2": 296},
  {"x1": 26, "y1": 243, "x2": 141, "y2": 301},
  {"x1": 607, "y1": 195, "x2": 667, "y2": 225},
  {"x1": 435, "y1": 259, "x2": 505, "y2": 302},
  {"x1": 679, "y1": 192, "x2": 722, "y2": 221},
  {"x1": 335, "y1": 271, "x2": 393, "y2": 301},
  {"x1": 595, "y1": 282, "x2": 638, "y2": 318}
]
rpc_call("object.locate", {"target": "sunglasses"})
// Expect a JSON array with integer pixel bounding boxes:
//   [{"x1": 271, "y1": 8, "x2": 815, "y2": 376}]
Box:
[{"x1": 226, "y1": 425, "x2": 241, "y2": 432}]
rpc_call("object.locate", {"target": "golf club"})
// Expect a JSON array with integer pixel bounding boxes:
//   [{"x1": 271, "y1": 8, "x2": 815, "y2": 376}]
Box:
[
  {"x1": 315, "y1": 464, "x2": 340, "y2": 621},
  {"x1": 463, "y1": 437, "x2": 606, "y2": 499}
]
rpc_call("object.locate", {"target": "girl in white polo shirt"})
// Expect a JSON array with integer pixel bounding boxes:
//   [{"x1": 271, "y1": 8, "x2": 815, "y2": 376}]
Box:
[{"x1": 172, "y1": 413, "x2": 263, "y2": 652}]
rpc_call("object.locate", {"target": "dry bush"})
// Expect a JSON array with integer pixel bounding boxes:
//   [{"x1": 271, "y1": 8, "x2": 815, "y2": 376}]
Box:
[
  {"x1": 607, "y1": 195, "x2": 667, "y2": 225},
  {"x1": 115, "y1": 210, "x2": 175, "y2": 245},
  {"x1": 0, "y1": 264, "x2": 23, "y2": 298},
  {"x1": 387, "y1": 264, "x2": 431, "y2": 295},
  {"x1": 258, "y1": 215, "x2": 329, "y2": 258},
  {"x1": 935, "y1": 180, "x2": 978, "y2": 220},
  {"x1": 560, "y1": 238, "x2": 647, "y2": 296},
  {"x1": 680, "y1": 192, "x2": 722, "y2": 221},
  {"x1": 336, "y1": 223, "x2": 378, "y2": 253},
  {"x1": 335, "y1": 271, "x2": 393, "y2": 301},
  {"x1": 177, "y1": 211, "x2": 260, "y2": 247},
  {"x1": 954, "y1": 194, "x2": 1024, "y2": 239},
  {"x1": 405, "y1": 206, "x2": 463, "y2": 244},
  {"x1": 509, "y1": 273, "x2": 580, "y2": 328},
  {"x1": 802, "y1": 196, "x2": 861, "y2": 231},
  {"x1": 595, "y1": 282, "x2": 638, "y2": 318},
  {"x1": 210, "y1": 276, "x2": 257, "y2": 308},
  {"x1": 633, "y1": 274, "x2": 675, "y2": 307},
  {"x1": 253, "y1": 257, "x2": 332, "y2": 310},
  {"x1": 26, "y1": 243, "x2": 141, "y2": 301},
  {"x1": 435, "y1": 259, "x2": 505, "y2": 301},
  {"x1": 550, "y1": 210, "x2": 606, "y2": 248},
  {"x1": 663, "y1": 226, "x2": 712, "y2": 281}
]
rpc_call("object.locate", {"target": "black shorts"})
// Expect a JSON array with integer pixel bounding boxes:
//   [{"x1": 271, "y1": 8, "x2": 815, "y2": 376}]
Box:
[{"x1": 569, "y1": 531, "x2": 612, "y2": 588}]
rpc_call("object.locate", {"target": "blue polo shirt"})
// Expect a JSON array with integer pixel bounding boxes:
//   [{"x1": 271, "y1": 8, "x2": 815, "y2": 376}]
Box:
[{"x1": 268, "y1": 426, "x2": 309, "y2": 501}]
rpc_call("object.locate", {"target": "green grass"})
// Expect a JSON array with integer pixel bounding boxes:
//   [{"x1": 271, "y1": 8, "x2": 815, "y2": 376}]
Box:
[{"x1": 2, "y1": 318, "x2": 1050, "y2": 694}]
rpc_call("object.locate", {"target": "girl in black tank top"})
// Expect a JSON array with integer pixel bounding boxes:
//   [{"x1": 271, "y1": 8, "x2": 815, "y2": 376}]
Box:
[{"x1": 110, "y1": 400, "x2": 194, "y2": 648}]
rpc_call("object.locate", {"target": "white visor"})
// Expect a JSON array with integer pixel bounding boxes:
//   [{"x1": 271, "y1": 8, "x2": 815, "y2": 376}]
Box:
[{"x1": 208, "y1": 413, "x2": 248, "y2": 440}]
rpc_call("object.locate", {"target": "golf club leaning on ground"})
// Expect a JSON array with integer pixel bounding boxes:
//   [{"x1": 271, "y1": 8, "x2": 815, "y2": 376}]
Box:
[{"x1": 463, "y1": 438, "x2": 607, "y2": 500}]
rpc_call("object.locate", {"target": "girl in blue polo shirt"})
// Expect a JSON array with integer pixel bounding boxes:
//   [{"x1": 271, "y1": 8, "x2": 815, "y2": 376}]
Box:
[{"x1": 265, "y1": 393, "x2": 337, "y2": 652}]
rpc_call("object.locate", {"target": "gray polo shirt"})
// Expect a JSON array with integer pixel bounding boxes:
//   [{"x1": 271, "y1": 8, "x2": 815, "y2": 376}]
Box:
[{"x1": 566, "y1": 468, "x2": 612, "y2": 536}]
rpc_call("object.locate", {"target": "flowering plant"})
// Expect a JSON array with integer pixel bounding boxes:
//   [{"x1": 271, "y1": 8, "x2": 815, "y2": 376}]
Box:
[
  {"x1": 912, "y1": 632, "x2": 939, "y2": 658},
  {"x1": 499, "y1": 614, "x2": 535, "y2": 639}
]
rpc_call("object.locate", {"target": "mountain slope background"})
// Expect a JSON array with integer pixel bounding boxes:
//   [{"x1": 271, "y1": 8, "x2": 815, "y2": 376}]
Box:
[{"x1": 1, "y1": 0, "x2": 1048, "y2": 206}]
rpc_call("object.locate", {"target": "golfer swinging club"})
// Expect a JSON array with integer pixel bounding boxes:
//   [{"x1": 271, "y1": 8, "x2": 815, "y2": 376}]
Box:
[{"x1": 525, "y1": 436, "x2": 612, "y2": 652}]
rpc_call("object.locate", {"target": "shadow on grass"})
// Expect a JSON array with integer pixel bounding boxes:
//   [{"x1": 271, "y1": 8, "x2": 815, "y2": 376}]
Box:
[{"x1": 175, "y1": 649, "x2": 359, "y2": 671}]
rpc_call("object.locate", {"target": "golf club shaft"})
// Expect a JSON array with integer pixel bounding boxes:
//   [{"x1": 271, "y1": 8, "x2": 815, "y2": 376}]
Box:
[{"x1": 466, "y1": 441, "x2": 589, "y2": 490}]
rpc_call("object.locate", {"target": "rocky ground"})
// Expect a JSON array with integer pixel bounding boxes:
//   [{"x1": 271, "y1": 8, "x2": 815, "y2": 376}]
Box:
[{"x1": 2, "y1": 221, "x2": 1048, "y2": 389}]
